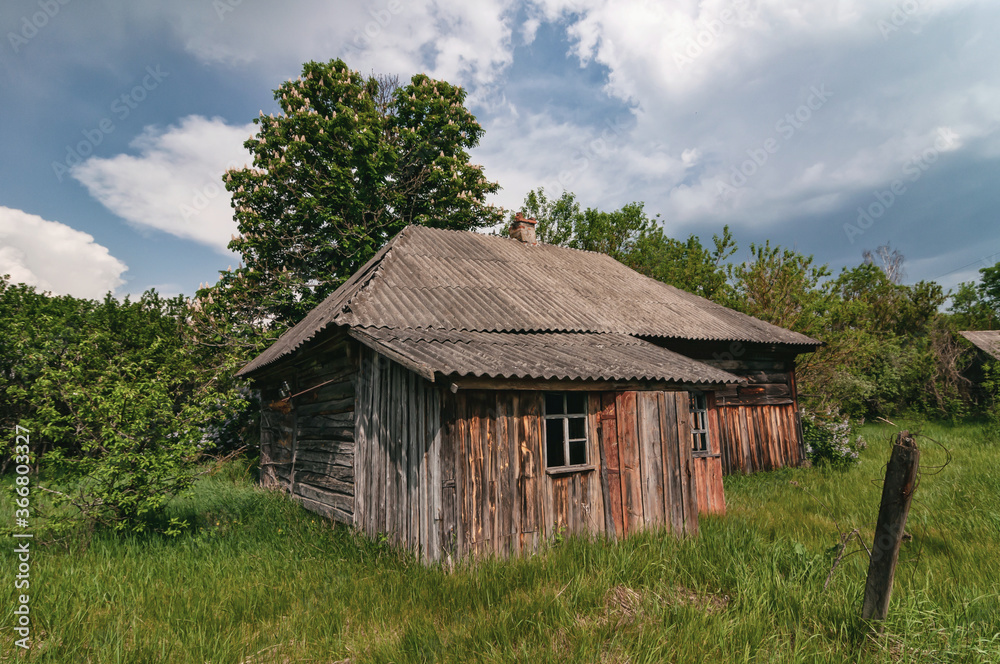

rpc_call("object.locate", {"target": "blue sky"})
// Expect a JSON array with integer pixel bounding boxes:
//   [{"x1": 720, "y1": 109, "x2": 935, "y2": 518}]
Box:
[{"x1": 1, "y1": 0, "x2": 998, "y2": 300}]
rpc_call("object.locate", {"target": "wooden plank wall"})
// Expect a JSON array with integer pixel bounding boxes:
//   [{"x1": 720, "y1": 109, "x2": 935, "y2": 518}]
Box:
[
  {"x1": 438, "y1": 389, "x2": 586, "y2": 560},
  {"x1": 692, "y1": 456, "x2": 726, "y2": 515},
  {"x1": 692, "y1": 392, "x2": 726, "y2": 516},
  {"x1": 716, "y1": 403, "x2": 802, "y2": 475},
  {"x1": 711, "y1": 368, "x2": 806, "y2": 476},
  {"x1": 257, "y1": 334, "x2": 357, "y2": 525},
  {"x1": 642, "y1": 391, "x2": 700, "y2": 537},
  {"x1": 436, "y1": 388, "x2": 704, "y2": 562},
  {"x1": 354, "y1": 346, "x2": 443, "y2": 562},
  {"x1": 601, "y1": 390, "x2": 700, "y2": 538}
]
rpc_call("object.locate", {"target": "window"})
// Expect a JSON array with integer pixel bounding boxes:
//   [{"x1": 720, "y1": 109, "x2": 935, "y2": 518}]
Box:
[
  {"x1": 690, "y1": 391, "x2": 710, "y2": 454},
  {"x1": 543, "y1": 392, "x2": 588, "y2": 469}
]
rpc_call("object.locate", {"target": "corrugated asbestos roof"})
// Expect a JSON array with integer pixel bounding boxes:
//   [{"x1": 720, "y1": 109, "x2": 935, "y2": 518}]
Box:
[
  {"x1": 348, "y1": 328, "x2": 745, "y2": 385},
  {"x1": 239, "y1": 225, "x2": 821, "y2": 376},
  {"x1": 960, "y1": 330, "x2": 1000, "y2": 360}
]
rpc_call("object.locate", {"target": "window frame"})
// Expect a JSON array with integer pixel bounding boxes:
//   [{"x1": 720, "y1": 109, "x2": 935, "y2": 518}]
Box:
[
  {"x1": 542, "y1": 392, "x2": 593, "y2": 474},
  {"x1": 689, "y1": 390, "x2": 712, "y2": 456}
]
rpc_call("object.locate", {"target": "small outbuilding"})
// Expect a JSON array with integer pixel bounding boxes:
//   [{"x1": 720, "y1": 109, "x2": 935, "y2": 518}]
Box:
[
  {"x1": 959, "y1": 330, "x2": 1000, "y2": 387},
  {"x1": 238, "y1": 219, "x2": 820, "y2": 562}
]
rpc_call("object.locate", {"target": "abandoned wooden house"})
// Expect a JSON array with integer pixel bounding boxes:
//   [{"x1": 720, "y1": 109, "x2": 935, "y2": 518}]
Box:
[{"x1": 237, "y1": 218, "x2": 821, "y2": 562}]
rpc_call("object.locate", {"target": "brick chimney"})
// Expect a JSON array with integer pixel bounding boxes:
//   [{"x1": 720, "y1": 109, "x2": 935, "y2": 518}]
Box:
[{"x1": 510, "y1": 212, "x2": 537, "y2": 245}]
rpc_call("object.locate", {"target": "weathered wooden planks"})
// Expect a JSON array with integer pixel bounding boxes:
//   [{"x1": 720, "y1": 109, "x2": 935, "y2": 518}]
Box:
[
  {"x1": 439, "y1": 391, "x2": 459, "y2": 560},
  {"x1": 479, "y1": 389, "x2": 710, "y2": 546},
  {"x1": 599, "y1": 392, "x2": 625, "y2": 537},
  {"x1": 692, "y1": 455, "x2": 726, "y2": 515},
  {"x1": 268, "y1": 340, "x2": 726, "y2": 563},
  {"x1": 352, "y1": 347, "x2": 447, "y2": 558},
  {"x1": 615, "y1": 391, "x2": 645, "y2": 534},
  {"x1": 714, "y1": 402, "x2": 803, "y2": 475},
  {"x1": 636, "y1": 392, "x2": 665, "y2": 526},
  {"x1": 256, "y1": 333, "x2": 357, "y2": 526},
  {"x1": 518, "y1": 391, "x2": 541, "y2": 555},
  {"x1": 496, "y1": 393, "x2": 515, "y2": 555},
  {"x1": 658, "y1": 392, "x2": 684, "y2": 535}
]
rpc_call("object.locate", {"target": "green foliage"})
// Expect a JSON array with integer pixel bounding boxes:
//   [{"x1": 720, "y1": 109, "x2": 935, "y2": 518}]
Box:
[
  {"x1": 980, "y1": 262, "x2": 1000, "y2": 313},
  {"x1": 717, "y1": 246, "x2": 965, "y2": 421},
  {"x1": 629, "y1": 226, "x2": 737, "y2": 301},
  {"x1": 0, "y1": 277, "x2": 94, "y2": 445},
  {"x1": 949, "y1": 281, "x2": 995, "y2": 329},
  {"x1": 801, "y1": 262, "x2": 964, "y2": 419},
  {"x1": 981, "y1": 360, "x2": 1000, "y2": 438},
  {"x1": 183, "y1": 59, "x2": 509, "y2": 474},
  {"x1": 724, "y1": 240, "x2": 830, "y2": 333},
  {"x1": 948, "y1": 260, "x2": 1000, "y2": 330},
  {"x1": 0, "y1": 276, "x2": 224, "y2": 532},
  {"x1": 221, "y1": 59, "x2": 503, "y2": 332}
]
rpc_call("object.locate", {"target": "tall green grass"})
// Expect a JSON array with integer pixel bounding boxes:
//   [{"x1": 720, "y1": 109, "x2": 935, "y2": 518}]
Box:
[{"x1": 2, "y1": 420, "x2": 999, "y2": 662}]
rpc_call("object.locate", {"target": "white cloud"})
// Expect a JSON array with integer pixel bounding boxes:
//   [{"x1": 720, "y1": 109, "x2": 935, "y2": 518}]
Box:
[
  {"x1": 18, "y1": 0, "x2": 1000, "y2": 280},
  {"x1": 159, "y1": 0, "x2": 518, "y2": 93},
  {"x1": 0, "y1": 0, "x2": 520, "y2": 96},
  {"x1": 71, "y1": 116, "x2": 253, "y2": 253},
  {"x1": 478, "y1": 0, "x2": 1000, "y2": 242},
  {"x1": 0, "y1": 207, "x2": 127, "y2": 298}
]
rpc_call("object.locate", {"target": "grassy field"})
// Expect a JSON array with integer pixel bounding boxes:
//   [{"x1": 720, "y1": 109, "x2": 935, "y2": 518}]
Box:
[{"x1": 2, "y1": 419, "x2": 999, "y2": 663}]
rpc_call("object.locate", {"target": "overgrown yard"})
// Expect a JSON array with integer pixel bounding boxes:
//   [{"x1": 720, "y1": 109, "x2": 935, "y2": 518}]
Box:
[{"x1": 3, "y1": 419, "x2": 999, "y2": 663}]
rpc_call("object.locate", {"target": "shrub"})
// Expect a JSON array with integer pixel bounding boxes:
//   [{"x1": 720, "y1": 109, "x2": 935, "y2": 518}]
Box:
[
  {"x1": 0, "y1": 279, "x2": 236, "y2": 533},
  {"x1": 801, "y1": 409, "x2": 867, "y2": 468}
]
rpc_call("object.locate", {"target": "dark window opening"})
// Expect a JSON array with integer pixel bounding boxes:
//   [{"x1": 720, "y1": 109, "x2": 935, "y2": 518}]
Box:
[
  {"x1": 543, "y1": 392, "x2": 588, "y2": 469},
  {"x1": 690, "y1": 391, "x2": 710, "y2": 454}
]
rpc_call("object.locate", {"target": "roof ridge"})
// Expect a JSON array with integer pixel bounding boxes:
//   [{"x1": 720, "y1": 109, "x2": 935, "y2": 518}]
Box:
[{"x1": 406, "y1": 223, "x2": 624, "y2": 260}]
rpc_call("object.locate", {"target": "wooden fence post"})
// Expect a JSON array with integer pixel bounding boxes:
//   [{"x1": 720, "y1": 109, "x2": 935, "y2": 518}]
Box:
[{"x1": 861, "y1": 430, "x2": 919, "y2": 622}]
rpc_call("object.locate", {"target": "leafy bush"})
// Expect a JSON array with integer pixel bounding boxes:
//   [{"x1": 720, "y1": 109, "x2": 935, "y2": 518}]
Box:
[
  {"x1": 801, "y1": 409, "x2": 867, "y2": 467},
  {"x1": 0, "y1": 277, "x2": 251, "y2": 533}
]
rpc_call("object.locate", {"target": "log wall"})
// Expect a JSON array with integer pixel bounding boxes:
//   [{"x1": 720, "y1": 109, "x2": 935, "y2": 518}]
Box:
[
  {"x1": 259, "y1": 390, "x2": 294, "y2": 489},
  {"x1": 258, "y1": 334, "x2": 357, "y2": 524}
]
